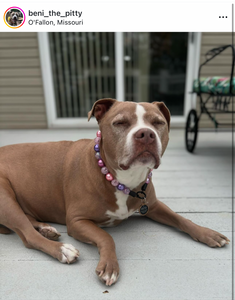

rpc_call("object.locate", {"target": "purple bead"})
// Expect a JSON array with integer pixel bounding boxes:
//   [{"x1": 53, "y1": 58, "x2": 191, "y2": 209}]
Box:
[
  {"x1": 123, "y1": 188, "x2": 130, "y2": 195},
  {"x1": 98, "y1": 159, "x2": 104, "y2": 167},
  {"x1": 117, "y1": 184, "x2": 125, "y2": 191},
  {"x1": 94, "y1": 137, "x2": 101, "y2": 144},
  {"x1": 94, "y1": 144, "x2": 100, "y2": 152},
  {"x1": 101, "y1": 167, "x2": 108, "y2": 174},
  {"x1": 111, "y1": 179, "x2": 119, "y2": 186},
  {"x1": 146, "y1": 177, "x2": 150, "y2": 184},
  {"x1": 95, "y1": 152, "x2": 101, "y2": 160},
  {"x1": 148, "y1": 172, "x2": 152, "y2": 178}
]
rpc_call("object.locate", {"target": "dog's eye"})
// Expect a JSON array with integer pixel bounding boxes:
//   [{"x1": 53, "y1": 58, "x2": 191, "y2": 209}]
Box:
[
  {"x1": 113, "y1": 120, "x2": 129, "y2": 126},
  {"x1": 152, "y1": 120, "x2": 165, "y2": 126}
]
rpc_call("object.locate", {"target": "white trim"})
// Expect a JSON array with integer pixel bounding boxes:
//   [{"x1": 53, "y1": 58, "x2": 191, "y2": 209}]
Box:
[
  {"x1": 193, "y1": 32, "x2": 202, "y2": 109},
  {"x1": 50, "y1": 118, "x2": 98, "y2": 129},
  {"x1": 37, "y1": 32, "x2": 57, "y2": 128},
  {"x1": 169, "y1": 116, "x2": 185, "y2": 128},
  {"x1": 184, "y1": 32, "x2": 201, "y2": 116},
  {"x1": 115, "y1": 32, "x2": 124, "y2": 101}
]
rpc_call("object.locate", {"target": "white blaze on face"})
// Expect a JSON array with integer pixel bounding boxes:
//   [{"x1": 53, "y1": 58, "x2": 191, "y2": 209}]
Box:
[
  {"x1": 116, "y1": 104, "x2": 162, "y2": 188},
  {"x1": 126, "y1": 104, "x2": 162, "y2": 156}
]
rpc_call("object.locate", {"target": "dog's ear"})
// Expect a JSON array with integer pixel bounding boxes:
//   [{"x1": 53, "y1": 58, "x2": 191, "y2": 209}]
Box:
[
  {"x1": 152, "y1": 101, "x2": 171, "y2": 132},
  {"x1": 88, "y1": 98, "x2": 117, "y2": 122}
]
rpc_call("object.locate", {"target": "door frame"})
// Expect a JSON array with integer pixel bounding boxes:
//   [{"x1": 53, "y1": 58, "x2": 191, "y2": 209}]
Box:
[{"x1": 38, "y1": 32, "x2": 201, "y2": 128}]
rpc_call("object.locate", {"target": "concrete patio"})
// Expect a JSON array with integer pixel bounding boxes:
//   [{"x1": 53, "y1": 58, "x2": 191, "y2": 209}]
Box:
[{"x1": 0, "y1": 128, "x2": 233, "y2": 300}]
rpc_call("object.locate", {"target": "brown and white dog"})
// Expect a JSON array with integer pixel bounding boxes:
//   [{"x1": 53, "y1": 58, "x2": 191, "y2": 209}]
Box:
[
  {"x1": 8, "y1": 11, "x2": 21, "y2": 26},
  {"x1": 0, "y1": 99, "x2": 230, "y2": 286}
]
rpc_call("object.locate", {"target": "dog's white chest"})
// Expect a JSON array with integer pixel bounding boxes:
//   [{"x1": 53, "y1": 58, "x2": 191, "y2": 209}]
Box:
[{"x1": 104, "y1": 191, "x2": 135, "y2": 227}]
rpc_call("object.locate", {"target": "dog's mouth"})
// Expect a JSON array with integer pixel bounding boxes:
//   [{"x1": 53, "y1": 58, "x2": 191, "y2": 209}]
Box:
[
  {"x1": 120, "y1": 151, "x2": 160, "y2": 170},
  {"x1": 135, "y1": 150, "x2": 155, "y2": 164}
]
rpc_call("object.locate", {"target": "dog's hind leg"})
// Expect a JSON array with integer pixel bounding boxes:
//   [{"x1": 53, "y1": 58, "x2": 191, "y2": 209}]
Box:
[
  {"x1": 26, "y1": 214, "x2": 61, "y2": 241},
  {"x1": 0, "y1": 178, "x2": 79, "y2": 263}
]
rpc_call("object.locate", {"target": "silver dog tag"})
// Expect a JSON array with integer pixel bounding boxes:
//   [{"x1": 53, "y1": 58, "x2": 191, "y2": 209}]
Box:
[
  {"x1": 139, "y1": 204, "x2": 149, "y2": 216},
  {"x1": 139, "y1": 196, "x2": 149, "y2": 215}
]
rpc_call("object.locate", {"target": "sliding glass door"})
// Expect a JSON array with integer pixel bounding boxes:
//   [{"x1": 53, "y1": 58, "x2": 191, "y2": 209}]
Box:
[
  {"x1": 123, "y1": 32, "x2": 188, "y2": 115},
  {"x1": 49, "y1": 32, "x2": 116, "y2": 118},
  {"x1": 48, "y1": 32, "x2": 188, "y2": 119}
]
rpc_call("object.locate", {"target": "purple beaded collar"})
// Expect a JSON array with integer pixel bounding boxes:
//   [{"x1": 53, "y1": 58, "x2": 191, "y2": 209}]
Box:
[{"x1": 94, "y1": 130, "x2": 152, "y2": 215}]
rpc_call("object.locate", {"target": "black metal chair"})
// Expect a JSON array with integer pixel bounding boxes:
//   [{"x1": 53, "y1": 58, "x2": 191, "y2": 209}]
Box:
[{"x1": 185, "y1": 44, "x2": 235, "y2": 152}]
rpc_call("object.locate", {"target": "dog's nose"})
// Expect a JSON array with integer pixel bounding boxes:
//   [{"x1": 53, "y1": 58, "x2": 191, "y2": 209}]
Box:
[{"x1": 134, "y1": 128, "x2": 156, "y2": 144}]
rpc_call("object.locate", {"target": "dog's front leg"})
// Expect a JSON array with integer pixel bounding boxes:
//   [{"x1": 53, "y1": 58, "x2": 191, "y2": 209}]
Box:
[
  {"x1": 147, "y1": 199, "x2": 230, "y2": 248},
  {"x1": 67, "y1": 219, "x2": 119, "y2": 286}
]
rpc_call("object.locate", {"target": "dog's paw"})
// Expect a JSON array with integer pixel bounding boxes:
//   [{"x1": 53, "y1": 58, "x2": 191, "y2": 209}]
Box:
[
  {"x1": 193, "y1": 227, "x2": 230, "y2": 248},
  {"x1": 59, "y1": 244, "x2": 79, "y2": 264},
  {"x1": 38, "y1": 225, "x2": 61, "y2": 241},
  {"x1": 96, "y1": 259, "x2": 119, "y2": 286}
]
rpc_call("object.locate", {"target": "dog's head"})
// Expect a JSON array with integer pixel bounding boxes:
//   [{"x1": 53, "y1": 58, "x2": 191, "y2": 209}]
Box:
[
  {"x1": 88, "y1": 99, "x2": 170, "y2": 175},
  {"x1": 10, "y1": 11, "x2": 19, "y2": 24}
]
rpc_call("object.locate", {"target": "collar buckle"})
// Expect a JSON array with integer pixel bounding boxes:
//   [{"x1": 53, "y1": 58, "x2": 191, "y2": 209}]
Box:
[{"x1": 136, "y1": 191, "x2": 146, "y2": 200}]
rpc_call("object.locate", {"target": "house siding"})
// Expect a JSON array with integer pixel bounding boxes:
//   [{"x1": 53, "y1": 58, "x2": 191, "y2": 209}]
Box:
[
  {"x1": 0, "y1": 32, "x2": 47, "y2": 129},
  {"x1": 197, "y1": 32, "x2": 234, "y2": 128}
]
